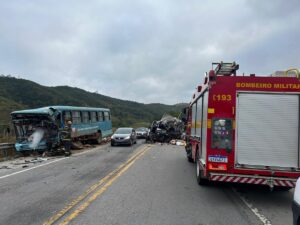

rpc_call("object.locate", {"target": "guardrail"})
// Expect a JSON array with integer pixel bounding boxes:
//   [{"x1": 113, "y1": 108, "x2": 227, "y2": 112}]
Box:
[
  {"x1": 0, "y1": 143, "x2": 14, "y2": 149},
  {"x1": 0, "y1": 143, "x2": 16, "y2": 161}
]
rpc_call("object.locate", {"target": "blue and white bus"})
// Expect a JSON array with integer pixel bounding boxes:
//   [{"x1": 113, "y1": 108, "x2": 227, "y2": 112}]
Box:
[{"x1": 11, "y1": 106, "x2": 112, "y2": 152}]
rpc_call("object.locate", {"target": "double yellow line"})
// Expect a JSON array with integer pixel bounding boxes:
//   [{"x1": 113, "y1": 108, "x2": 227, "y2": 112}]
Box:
[{"x1": 43, "y1": 145, "x2": 152, "y2": 225}]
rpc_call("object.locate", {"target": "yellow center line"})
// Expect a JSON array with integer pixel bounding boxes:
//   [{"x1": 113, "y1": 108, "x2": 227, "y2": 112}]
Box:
[
  {"x1": 59, "y1": 146, "x2": 151, "y2": 225},
  {"x1": 43, "y1": 145, "x2": 152, "y2": 225}
]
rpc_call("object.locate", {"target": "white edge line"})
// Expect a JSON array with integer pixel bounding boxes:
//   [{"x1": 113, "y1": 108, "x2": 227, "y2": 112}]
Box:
[
  {"x1": 0, "y1": 157, "x2": 67, "y2": 180},
  {"x1": 0, "y1": 143, "x2": 110, "y2": 180},
  {"x1": 232, "y1": 188, "x2": 272, "y2": 225}
]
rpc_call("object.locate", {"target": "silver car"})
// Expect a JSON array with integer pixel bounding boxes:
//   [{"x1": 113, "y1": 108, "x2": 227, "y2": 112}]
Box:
[
  {"x1": 111, "y1": 127, "x2": 137, "y2": 146},
  {"x1": 136, "y1": 127, "x2": 149, "y2": 139}
]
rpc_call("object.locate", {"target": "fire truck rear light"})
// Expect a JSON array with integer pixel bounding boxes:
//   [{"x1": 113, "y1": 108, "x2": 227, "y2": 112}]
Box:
[{"x1": 208, "y1": 163, "x2": 227, "y2": 171}]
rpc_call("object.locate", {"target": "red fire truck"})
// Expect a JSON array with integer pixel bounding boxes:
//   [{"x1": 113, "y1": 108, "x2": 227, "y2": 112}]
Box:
[{"x1": 184, "y1": 62, "x2": 300, "y2": 189}]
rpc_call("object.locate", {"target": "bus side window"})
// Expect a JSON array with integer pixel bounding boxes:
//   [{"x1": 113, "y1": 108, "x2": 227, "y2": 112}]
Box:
[
  {"x1": 104, "y1": 112, "x2": 109, "y2": 121},
  {"x1": 82, "y1": 111, "x2": 89, "y2": 123},
  {"x1": 64, "y1": 111, "x2": 72, "y2": 123},
  {"x1": 91, "y1": 112, "x2": 97, "y2": 123},
  {"x1": 97, "y1": 111, "x2": 104, "y2": 122},
  {"x1": 72, "y1": 111, "x2": 81, "y2": 124},
  {"x1": 108, "y1": 112, "x2": 111, "y2": 120}
]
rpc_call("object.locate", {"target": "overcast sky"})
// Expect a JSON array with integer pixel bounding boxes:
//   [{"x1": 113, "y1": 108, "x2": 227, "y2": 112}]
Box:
[{"x1": 0, "y1": 0, "x2": 300, "y2": 104}]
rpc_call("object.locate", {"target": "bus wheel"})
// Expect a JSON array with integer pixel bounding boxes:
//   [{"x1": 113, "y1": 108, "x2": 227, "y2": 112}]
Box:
[
  {"x1": 95, "y1": 132, "x2": 102, "y2": 144},
  {"x1": 196, "y1": 150, "x2": 208, "y2": 185}
]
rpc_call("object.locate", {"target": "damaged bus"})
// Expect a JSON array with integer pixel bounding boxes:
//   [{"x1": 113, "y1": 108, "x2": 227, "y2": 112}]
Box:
[{"x1": 11, "y1": 106, "x2": 112, "y2": 153}]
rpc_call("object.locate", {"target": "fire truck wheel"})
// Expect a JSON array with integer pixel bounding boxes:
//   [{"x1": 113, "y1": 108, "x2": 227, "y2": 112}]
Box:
[{"x1": 196, "y1": 151, "x2": 209, "y2": 185}]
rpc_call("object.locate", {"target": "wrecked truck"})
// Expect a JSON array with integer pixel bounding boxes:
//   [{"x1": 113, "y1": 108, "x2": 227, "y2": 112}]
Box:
[
  {"x1": 146, "y1": 114, "x2": 184, "y2": 143},
  {"x1": 11, "y1": 106, "x2": 113, "y2": 154}
]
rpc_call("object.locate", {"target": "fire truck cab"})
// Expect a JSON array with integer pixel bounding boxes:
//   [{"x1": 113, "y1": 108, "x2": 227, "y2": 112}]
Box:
[{"x1": 185, "y1": 62, "x2": 300, "y2": 188}]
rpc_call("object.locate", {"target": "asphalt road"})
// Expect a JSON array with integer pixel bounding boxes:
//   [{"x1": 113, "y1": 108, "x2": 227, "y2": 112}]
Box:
[
  {"x1": 0, "y1": 141, "x2": 294, "y2": 225},
  {"x1": 0, "y1": 140, "x2": 144, "y2": 225}
]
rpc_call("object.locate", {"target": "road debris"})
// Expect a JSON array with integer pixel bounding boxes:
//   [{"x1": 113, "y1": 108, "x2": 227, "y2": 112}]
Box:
[
  {"x1": 72, "y1": 142, "x2": 84, "y2": 150},
  {"x1": 0, "y1": 165, "x2": 11, "y2": 169},
  {"x1": 12, "y1": 157, "x2": 48, "y2": 165},
  {"x1": 169, "y1": 139, "x2": 186, "y2": 146}
]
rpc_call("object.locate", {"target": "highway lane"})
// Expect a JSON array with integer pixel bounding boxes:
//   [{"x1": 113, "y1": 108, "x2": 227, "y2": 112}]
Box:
[
  {"x1": 66, "y1": 144, "x2": 293, "y2": 225},
  {"x1": 0, "y1": 141, "x2": 294, "y2": 225},
  {"x1": 0, "y1": 140, "x2": 145, "y2": 225},
  {"x1": 232, "y1": 182, "x2": 294, "y2": 225}
]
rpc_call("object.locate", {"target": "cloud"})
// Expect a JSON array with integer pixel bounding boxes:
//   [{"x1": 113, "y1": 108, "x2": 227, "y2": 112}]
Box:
[{"x1": 0, "y1": 0, "x2": 299, "y2": 104}]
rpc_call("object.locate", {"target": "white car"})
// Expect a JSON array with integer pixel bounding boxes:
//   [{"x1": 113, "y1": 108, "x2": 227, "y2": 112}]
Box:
[{"x1": 293, "y1": 178, "x2": 300, "y2": 225}]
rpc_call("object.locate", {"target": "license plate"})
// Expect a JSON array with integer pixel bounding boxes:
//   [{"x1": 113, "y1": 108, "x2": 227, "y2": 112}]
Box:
[{"x1": 208, "y1": 155, "x2": 228, "y2": 163}]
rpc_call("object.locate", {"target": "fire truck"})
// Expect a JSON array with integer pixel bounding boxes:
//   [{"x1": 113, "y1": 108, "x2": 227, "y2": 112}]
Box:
[{"x1": 184, "y1": 62, "x2": 300, "y2": 189}]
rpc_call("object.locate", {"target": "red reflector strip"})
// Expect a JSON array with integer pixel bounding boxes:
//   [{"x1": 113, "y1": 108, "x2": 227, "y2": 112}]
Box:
[
  {"x1": 274, "y1": 179, "x2": 295, "y2": 187},
  {"x1": 210, "y1": 174, "x2": 296, "y2": 187}
]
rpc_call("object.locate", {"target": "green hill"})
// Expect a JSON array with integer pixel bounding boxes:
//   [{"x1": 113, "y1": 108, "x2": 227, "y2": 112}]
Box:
[{"x1": 0, "y1": 75, "x2": 187, "y2": 128}]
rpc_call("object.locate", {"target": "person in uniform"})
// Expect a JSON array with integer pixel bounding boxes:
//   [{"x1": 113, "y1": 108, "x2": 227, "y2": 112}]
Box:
[{"x1": 61, "y1": 120, "x2": 72, "y2": 156}]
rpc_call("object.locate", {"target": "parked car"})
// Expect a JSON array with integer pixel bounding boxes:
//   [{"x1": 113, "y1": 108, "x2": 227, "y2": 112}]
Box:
[
  {"x1": 111, "y1": 127, "x2": 137, "y2": 146},
  {"x1": 293, "y1": 178, "x2": 300, "y2": 225},
  {"x1": 136, "y1": 127, "x2": 149, "y2": 139}
]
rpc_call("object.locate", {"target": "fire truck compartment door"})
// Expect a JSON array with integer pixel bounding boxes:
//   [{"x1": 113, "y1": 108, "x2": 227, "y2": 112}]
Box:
[{"x1": 236, "y1": 93, "x2": 299, "y2": 168}]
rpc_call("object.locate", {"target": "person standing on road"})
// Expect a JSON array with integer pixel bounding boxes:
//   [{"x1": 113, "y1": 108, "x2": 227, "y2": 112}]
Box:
[{"x1": 61, "y1": 120, "x2": 72, "y2": 156}]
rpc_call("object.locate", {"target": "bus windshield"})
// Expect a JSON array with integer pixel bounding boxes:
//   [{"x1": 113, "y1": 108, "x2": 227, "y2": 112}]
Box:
[{"x1": 12, "y1": 114, "x2": 58, "y2": 141}]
